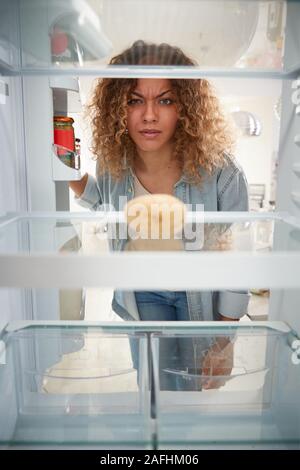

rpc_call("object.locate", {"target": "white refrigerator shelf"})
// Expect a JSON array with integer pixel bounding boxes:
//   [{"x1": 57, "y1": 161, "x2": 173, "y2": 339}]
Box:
[{"x1": 0, "y1": 211, "x2": 300, "y2": 289}]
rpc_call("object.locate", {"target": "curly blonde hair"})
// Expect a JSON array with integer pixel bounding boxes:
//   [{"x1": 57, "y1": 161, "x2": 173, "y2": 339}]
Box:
[{"x1": 86, "y1": 40, "x2": 235, "y2": 185}]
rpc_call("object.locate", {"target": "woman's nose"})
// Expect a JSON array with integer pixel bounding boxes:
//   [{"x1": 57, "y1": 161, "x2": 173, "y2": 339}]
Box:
[{"x1": 142, "y1": 101, "x2": 158, "y2": 122}]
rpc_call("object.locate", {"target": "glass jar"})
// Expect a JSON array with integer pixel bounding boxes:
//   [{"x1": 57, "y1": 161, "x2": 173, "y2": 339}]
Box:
[{"x1": 53, "y1": 116, "x2": 75, "y2": 167}]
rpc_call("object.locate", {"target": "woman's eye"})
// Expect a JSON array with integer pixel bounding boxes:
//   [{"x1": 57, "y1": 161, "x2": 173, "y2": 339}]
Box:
[
  {"x1": 127, "y1": 98, "x2": 143, "y2": 106},
  {"x1": 159, "y1": 98, "x2": 174, "y2": 105}
]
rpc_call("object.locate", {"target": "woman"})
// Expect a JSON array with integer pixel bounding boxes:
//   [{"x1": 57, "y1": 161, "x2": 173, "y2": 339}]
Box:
[{"x1": 70, "y1": 41, "x2": 249, "y2": 390}]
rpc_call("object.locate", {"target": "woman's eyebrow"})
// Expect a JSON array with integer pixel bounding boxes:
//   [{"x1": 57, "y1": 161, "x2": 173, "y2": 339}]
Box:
[{"x1": 131, "y1": 89, "x2": 173, "y2": 98}]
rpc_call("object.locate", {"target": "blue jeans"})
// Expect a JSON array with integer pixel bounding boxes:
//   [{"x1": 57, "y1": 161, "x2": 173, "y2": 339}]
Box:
[{"x1": 131, "y1": 291, "x2": 198, "y2": 391}]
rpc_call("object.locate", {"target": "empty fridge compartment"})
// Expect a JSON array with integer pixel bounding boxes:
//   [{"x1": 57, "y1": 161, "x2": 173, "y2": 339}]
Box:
[
  {"x1": 151, "y1": 325, "x2": 300, "y2": 448},
  {"x1": 0, "y1": 325, "x2": 151, "y2": 448}
]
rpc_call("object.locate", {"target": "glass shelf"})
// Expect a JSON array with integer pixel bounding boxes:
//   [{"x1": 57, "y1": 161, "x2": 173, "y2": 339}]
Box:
[
  {"x1": 1, "y1": 1, "x2": 300, "y2": 79},
  {"x1": 16, "y1": 66, "x2": 300, "y2": 81},
  {"x1": 0, "y1": 211, "x2": 300, "y2": 289},
  {"x1": 0, "y1": 211, "x2": 297, "y2": 254}
]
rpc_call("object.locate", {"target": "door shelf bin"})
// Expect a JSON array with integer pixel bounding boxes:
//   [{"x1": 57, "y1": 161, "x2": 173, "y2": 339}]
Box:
[
  {"x1": 0, "y1": 326, "x2": 151, "y2": 448},
  {"x1": 151, "y1": 326, "x2": 300, "y2": 449}
]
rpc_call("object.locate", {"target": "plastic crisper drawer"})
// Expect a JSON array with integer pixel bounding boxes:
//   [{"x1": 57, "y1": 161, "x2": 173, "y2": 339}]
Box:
[
  {"x1": 0, "y1": 325, "x2": 151, "y2": 448},
  {"x1": 151, "y1": 326, "x2": 300, "y2": 449}
]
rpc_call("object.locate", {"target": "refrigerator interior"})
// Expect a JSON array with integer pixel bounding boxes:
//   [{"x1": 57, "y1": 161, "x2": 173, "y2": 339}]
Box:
[{"x1": 0, "y1": 0, "x2": 300, "y2": 449}]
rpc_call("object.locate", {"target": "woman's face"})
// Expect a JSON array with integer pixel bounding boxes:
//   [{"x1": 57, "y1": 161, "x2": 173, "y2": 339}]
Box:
[{"x1": 126, "y1": 78, "x2": 178, "y2": 154}]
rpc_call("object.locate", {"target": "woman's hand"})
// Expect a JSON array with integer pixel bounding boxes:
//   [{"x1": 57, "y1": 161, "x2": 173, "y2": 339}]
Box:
[
  {"x1": 201, "y1": 337, "x2": 234, "y2": 390},
  {"x1": 69, "y1": 173, "x2": 88, "y2": 197}
]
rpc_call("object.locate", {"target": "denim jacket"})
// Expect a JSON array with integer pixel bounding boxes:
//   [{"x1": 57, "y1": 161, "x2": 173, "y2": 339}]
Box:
[{"x1": 76, "y1": 152, "x2": 250, "y2": 322}]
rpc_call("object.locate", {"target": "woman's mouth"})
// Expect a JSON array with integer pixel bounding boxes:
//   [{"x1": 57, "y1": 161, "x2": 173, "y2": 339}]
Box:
[{"x1": 139, "y1": 129, "x2": 162, "y2": 139}]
